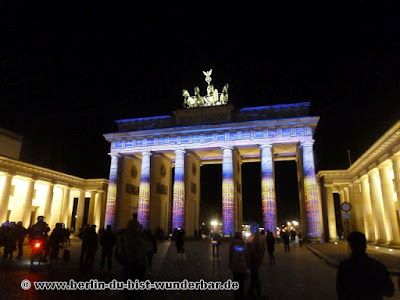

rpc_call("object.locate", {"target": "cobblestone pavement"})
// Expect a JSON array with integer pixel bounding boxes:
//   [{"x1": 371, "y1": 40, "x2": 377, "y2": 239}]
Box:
[{"x1": 0, "y1": 238, "x2": 399, "y2": 299}]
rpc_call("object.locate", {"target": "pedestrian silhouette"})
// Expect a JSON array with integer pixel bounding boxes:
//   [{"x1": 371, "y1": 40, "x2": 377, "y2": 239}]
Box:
[
  {"x1": 266, "y1": 230, "x2": 276, "y2": 264},
  {"x1": 174, "y1": 228, "x2": 186, "y2": 260},
  {"x1": 210, "y1": 231, "x2": 221, "y2": 258},
  {"x1": 229, "y1": 231, "x2": 249, "y2": 300},
  {"x1": 15, "y1": 221, "x2": 28, "y2": 259},
  {"x1": 281, "y1": 231, "x2": 290, "y2": 252},
  {"x1": 83, "y1": 225, "x2": 98, "y2": 273},
  {"x1": 100, "y1": 225, "x2": 116, "y2": 271},
  {"x1": 336, "y1": 231, "x2": 394, "y2": 299}
]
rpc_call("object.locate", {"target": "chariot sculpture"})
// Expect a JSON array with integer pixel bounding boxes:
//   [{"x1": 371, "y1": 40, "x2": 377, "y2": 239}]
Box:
[{"x1": 182, "y1": 69, "x2": 229, "y2": 108}]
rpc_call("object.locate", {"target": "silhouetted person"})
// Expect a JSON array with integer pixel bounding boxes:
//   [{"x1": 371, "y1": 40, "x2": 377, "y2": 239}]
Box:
[
  {"x1": 247, "y1": 223, "x2": 266, "y2": 297},
  {"x1": 336, "y1": 231, "x2": 394, "y2": 300},
  {"x1": 79, "y1": 224, "x2": 90, "y2": 270},
  {"x1": 15, "y1": 221, "x2": 27, "y2": 259},
  {"x1": 281, "y1": 231, "x2": 290, "y2": 252},
  {"x1": 3, "y1": 222, "x2": 17, "y2": 259},
  {"x1": 175, "y1": 228, "x2": 186, "y2": 259},
  {"x1": 83, "y1": 225, "x2": 98, "y2": 273},
  {"x1": 290, "y1": 229, "x2": 297, "y2": 242},
  {"x1": 266, "y1": 230, "x2": 276, "y2": 264},
  {"x1": 298, "y1": 231, "x2": 303, "y2": 247},
  {"x1": 145, "y1": 229, "x2": 157, "y2": 273},
  {"x1": 49, "y1": 223, "x2": 65, "y2": 259},
  {"x1": 210, "y1": 231, "x2": 221, "y2": 258},
  {"x1": 100, "y1": 225, "x2": 116, "y2": 271},
  {"x1": 229, "y1": 232, "x2": 249, "y2": 300}
]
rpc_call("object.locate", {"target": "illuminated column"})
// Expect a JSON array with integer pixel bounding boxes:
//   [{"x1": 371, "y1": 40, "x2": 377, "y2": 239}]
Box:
[
  {"x1": 61, "y1": 186, "x2": 70, "y2": 227},
  {"x1": 94, "y1": 191, "x2": 104, "y2": 230},
  {"x1": 360, "y1": 176, "x2": 375, "y2": 241},
  {"x1": 172, "y1": 149, "x2": 185, "y2": 230},
  {"x1": 368, "y1": 170, "x2": 387, "y2": 243},
  {"x1": 325, "y1": 185, "x2": 337, "y2": 241},
  {"x1": 347, "y1": 185, "x2": 358, "y2": 232},
  {"x1": 22, "y1": 178, "x2": 36, "y2": 228},
  {"x1": 87, "y1": 191, "x2": 97, "y2": 225},
  {"x1": 138, "y1": 151, "x2": 152, "y2": 229},
  {"x1": 392, "y1": 155, "x2": 400, "y2": 202},
  {"x1": 222, "y1": 147, "x2": 235, "y2": 236},
  {"x1": 300, "y1": 141, "x2": 323, "y2": 240},
  {"x1": 43, "y1": 182, "x2": 55, "y2": 221},
  {"x1": 352, "y1": 182, "x2": 365, "y2": 233},
  {"x1": 379, "y1": 163, "x2": 400, "y2": 245},
  {"x1": 105, "y1": 154, "x2": 120, "y2": 227},
  {"x1": 260, "y1": 144, "x2": 277, "y2": 233},
  {"x1": 0, "y1": 173, "x2": 14, "y2": 223},
  {"x1": 75, "y1": 189, "x2": 86, "y2": 235}
]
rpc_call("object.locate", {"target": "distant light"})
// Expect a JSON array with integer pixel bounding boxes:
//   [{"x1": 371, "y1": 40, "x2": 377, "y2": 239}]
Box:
[
  {"x1": 75, "y1": 215, "x2": 78, "y2": 218},
  {"x1": 334, "y1": 242, "x2": 338, "y2": 245},
  {"x1": 202, "y1": 223, "x2": 205, "y2": 225},
  {"x1": 389, "y1": 249, "x2": 393, "y2": 252},
  {"x1": 287, "y1": 222, "x2": 291, "y2": 226},
  {"x1": 375, "y1": 246, "x2": 379, "y2": 249},
  {"x1": 211, "y1": 220, "x2": 218, "y2": 226}
]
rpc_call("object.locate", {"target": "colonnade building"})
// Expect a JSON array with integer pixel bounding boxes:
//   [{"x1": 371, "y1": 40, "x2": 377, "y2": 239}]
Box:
[
  {"x1": 0, "y1": 128, "x2": 108, "y2": 234},
  {"x1": 318, "y1": 121, "x2": 400, "y2": 246},
  {"x1": 104, "y1": 96, "x2": 324, "y2": 239}
]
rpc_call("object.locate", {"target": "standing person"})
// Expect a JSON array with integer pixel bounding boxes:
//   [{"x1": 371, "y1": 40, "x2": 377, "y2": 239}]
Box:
[
  {"x1": 15, "y1": 221, "x2": 28, "y2": 259},
  {"x1": 298, "y1": 231, "x2": 303, "y2": 247},
  {"x1": 336, "y1": 231, "x2": 394, "y2": 299},
  {"x1": 83, "y1": 225, "x2": 98, "y2": 273},
  {"x1": 266, "y1": 230, "x2": 276, "y2": 264},
  {"x1": 78, "y1": 224, "x2": 90, "y2": 271},
  {"x1": 49, "y1": 223, "x2": 65, "y2": 259},
  {"x1": 210, "y1": 231, "x2": 222, "y2": 258},
  {"x1": 229, "y1": 232, "x2": 249, "y2": 300},
  {"x1": 175, "y1": 228, "x2": 186, "y2": 260},
  {"x1": 100, "y1": 225, "x2": 116, "y2": 271},
  {"x1": 145, "y1": 229, "x2": 157, "y2": 274},
  {"x1": 3, "y1": 222, "x2": 17, "y2": 259},
  {"x1": 282, "y1": 231, "x2": 290, "y2": 252},
  {"x1": 115, "y1": 217, "x2": 152, "y2": 300},
  {"x1": 246, "y1": 223, "x2": 267, "y2": 298}
]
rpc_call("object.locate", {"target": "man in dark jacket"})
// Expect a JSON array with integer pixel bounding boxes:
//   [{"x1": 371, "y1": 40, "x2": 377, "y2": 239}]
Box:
[
  {"x1": 336, "y1": 231, "x2": 394, "y2": 299},
  {"x1": 100, "y1": 225, "x2": 116, "y2": 271},
  {"x1": 15, "y1": 221, "x2": 28, "y2": 259}
]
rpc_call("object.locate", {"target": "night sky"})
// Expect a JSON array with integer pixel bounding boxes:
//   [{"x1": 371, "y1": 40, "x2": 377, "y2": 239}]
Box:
[{"x1": 1, "y1": 3, "x2": 400, "y2": 226}]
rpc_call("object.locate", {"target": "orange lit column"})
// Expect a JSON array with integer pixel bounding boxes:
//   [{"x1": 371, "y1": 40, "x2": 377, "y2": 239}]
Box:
[
  {"x1": 325, "y1": 185, "x2": 337, "y2": 242},
  {"x1": 22, "y1": 178, "x2": 36, "y2": 228},
  {"x1": 61, "y1": 186, "x2": 70, "y2": 227},
  {"x1": 172, "y1": 149, "x2": 186, "y2": 230},
  {"x1": 260, "y1": 143, "x2": 277, "y2": 233},
  {"x1": 75, "y1": 189, "x2": 86, "y2": 235},
  {"x1": 0, "y1": 173, "x2": 14, "y2": 223},
  {"x1": 300, "y1": 141, "x2": 323, "y2": 240},
  {"x1": 360, "y1": 176, "x2": 375, "y2": 242},
  {"x1": 379, "y1": 163, "x2": 400, "y2": 245},
  {"x1": 138, "y1": 151, "x2": 152, "y2": 229},
  {"x1": 392, "y1": 155, "x2": 400, "y2": 202},
  {"x1": 368, "y1": 170, "x2": 387, "y2": 243},
  {"x1": 43, "y1": 182, "x2": 55, "y2": 221},
  {"x1": 88, "y1": 191, "x2": 97, "y2": 225},
  {"x1": 222, "y1": 147, "x2": 235, "y2": 236}
]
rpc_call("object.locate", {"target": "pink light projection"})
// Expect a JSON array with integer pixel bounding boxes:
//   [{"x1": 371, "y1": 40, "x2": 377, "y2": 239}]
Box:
[
  {"x1": 261, "y1": 144, "x2": 277, "y2": 233},
  {"x1": 172, "y1": 149, "x2": 185, "y2": 230},
  {"x1": 222, "y1": 147, "x2": 235, "y2": 236},
  {"x1": 302, "y1": 141, "x2": 323, "y2": 240},
  {"x1": 138, "y1": 152, "x2": 151, "y2": 229}
]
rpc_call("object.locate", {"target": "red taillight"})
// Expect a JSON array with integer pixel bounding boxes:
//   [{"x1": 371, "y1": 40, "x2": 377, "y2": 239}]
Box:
[{"x1": 34, "y1": 242, "x2": 41, "y2": 248}]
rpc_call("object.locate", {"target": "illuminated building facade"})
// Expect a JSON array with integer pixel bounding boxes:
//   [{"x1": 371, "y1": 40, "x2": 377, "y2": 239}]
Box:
[
  {"x1": 318, "y1": 121, "x2": 400, "y2": 245},
  {"x1": 0, "y1": 129, "x2": 108, "y2": 233},
  {"x1": 103, "y1": 70, "x2": 323, "y2": 238}
]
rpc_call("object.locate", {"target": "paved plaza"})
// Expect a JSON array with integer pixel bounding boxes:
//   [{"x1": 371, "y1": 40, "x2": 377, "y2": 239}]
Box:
[{"x1": 0, "y1": 238, "x2": 399, "y2": 299}]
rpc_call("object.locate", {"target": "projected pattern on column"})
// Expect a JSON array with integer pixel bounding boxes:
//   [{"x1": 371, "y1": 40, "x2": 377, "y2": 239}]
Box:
[
  {"x1": 301, "y1": 141, "x2": 323, "y2": 240},
  {"x1": 138, "y1": 151, "x2": 151, "y2": 229},
  {"x1": 261, "y1": 144, "x2": 277, "y2": 232},
  {"x1": 222, "y1": 147, "x2": 234, "y2": 236},
  {"x1": 105, "y1": 155, "x2": 118, "y2": 226},
  {"x1": 172, "y1": 149, "x2": 185, "y2": 230}
]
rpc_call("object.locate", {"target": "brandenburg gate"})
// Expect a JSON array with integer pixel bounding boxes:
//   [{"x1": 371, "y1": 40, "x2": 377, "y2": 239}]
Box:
[{"x1": 103, "y1": 70, "x2": 324, "y2": 240}]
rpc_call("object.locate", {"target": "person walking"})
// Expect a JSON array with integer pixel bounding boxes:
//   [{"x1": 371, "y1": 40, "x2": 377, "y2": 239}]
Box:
[
  {"x1": 246, "y1": 223, "x2": 266, "y2": 298},
  {"x1": 145, "y1": 229, "x2": 157, "y2": 273},
  {"x1": 15, "y1": 221, "x2": 28, "y2": 259},
  {"x1": 83, "y1": 225, "x2": 98, "y2": 273},
  {"x1": 210, "y1": 231, "x2": 222, "y2": 258},
  {"x1": 78, "y1": 224, "x2": 90, "y2": 271},
  {"x1": 266, "y1": 230, "x2": 276, "y2": 264},
  {"x1": 174, "y1": 228, "x2": 186, "y2": 260},
  {"x1": 100, "y1": 225, "x2": 116, "y2": 271},
  {"x1": 281, "y1": 230, "x2": 290, "y2": 252},
  {"x1": 336, "y1": 231, "x2": 394, "y2": 299},
  {"x1": 229, "y1": 231, "x2": 249, "y2": 300}
]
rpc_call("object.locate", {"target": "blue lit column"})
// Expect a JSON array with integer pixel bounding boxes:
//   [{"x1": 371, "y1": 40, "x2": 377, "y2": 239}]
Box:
[
  {"x1": 222, "y1": 147, "x2": 235, "y2": 236},
  {"x1": 105, "y1": 154, "x2": 120, "y2": 227},
  {"x1": 301, "y1": 141, "x2": 323, "y2": 240},
  {"x1": 260, "y1": 143, "x2": 277, "y2": 233},
  {"x1": 138, "y1": 151, "x2": 152, "y2": 229},
  {"x1": 172, "y1": 149, "x2": 186, "y2": 230}
]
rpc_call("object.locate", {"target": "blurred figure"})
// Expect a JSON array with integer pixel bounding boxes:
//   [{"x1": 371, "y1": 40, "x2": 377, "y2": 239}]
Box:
[
  {"x1": 298, "y1": 231, "x2": 303, "y2": 247},
  {"x1": 15, "y1": 221, "x2": 28, "y2": 259},
  {"x1": 100, "y1": 225, "x2": 116, "y2": 271},
  {"x1": 145, "y1": 229, "x2": 157, "y2": 273},
  {"x1": 281, "y1": 231, "x2": 290, "y2": 252},
  {"x1": 336, "y1": 231, "x2": 394, "y2": 299},
  {"x1": 266, "y1": 230, "x2": 276, "y2": 264},
  {"x1": 83, "y1": 225, "x2": 98, "y2": 273},
  {"x1": 210, "y1": 231, "x2": 222, "y2": 258},
  {"x1": 3, "y1": 222, "x2": 17, "y2": 259},
  {"x1": 29, "y1": 216, "x2": 50, "y2": 261},
  {"x1": 246, "y1": 223, "x2": 266, "y2": 297},
  {"x1": 229, "y1": 231, "x2": 249, "y2": 300},
  {"x1": 174, "y1": 228, "x2": 186, "y2": 260},
  {"x1": 78, "y1": 224, "x2": 90, "y2": 271},
  {"x1": 49, "y1": 223, "x2": 65, "y2": 259}
]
